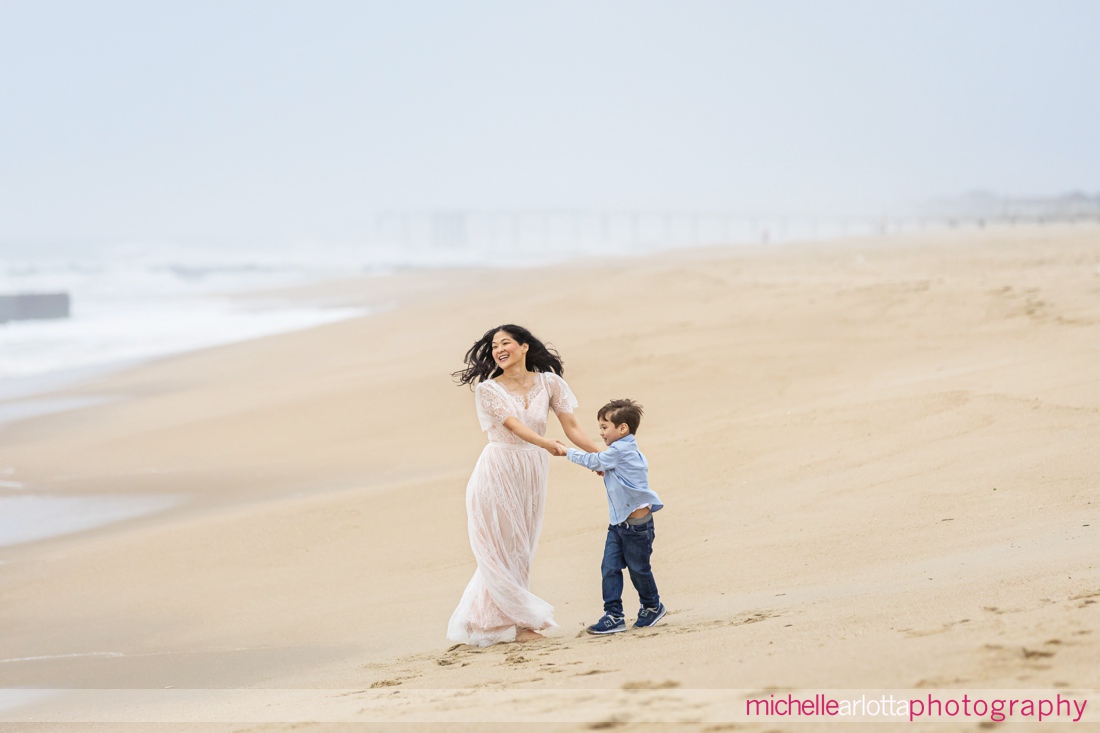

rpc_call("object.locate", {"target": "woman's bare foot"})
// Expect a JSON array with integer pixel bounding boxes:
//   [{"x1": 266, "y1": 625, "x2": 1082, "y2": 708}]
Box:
[{"x1": 515, "y1": 628, "x2": 543, "y2": 642}]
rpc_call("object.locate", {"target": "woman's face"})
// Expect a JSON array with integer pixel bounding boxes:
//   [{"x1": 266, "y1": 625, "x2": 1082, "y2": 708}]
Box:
[{"x1": 491, "y1": 330, "x2": 528, "y2": 371}]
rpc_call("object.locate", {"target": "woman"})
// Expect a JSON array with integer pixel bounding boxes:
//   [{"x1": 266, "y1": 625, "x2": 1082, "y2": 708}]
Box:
[{"x1": 447, "y1": 324, "x2": 602, "y2": 646}]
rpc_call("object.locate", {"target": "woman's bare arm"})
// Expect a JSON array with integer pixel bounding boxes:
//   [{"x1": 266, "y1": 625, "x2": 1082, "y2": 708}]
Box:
[
  {"x1": 555, "y1": 411, "x2": 603, "y2": 453},
  {"x1": 503, "y1": 416, "x2": 567, "y2": 455}
]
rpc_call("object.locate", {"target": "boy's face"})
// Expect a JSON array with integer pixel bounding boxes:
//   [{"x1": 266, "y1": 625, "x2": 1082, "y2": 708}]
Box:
[{"x1": 597, "y1": 418, "x2": 630, "y2": 446}]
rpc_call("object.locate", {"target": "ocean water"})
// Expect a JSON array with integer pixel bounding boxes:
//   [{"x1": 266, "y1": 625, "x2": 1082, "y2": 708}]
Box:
[{"x1": 0, "y1": 241, "x2": 384, "y2": 385}]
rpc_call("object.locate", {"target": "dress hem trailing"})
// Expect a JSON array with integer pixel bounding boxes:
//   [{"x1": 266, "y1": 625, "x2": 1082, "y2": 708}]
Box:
[{"x1": 446, "y1": 372, "x2": 577, "y2": 646}]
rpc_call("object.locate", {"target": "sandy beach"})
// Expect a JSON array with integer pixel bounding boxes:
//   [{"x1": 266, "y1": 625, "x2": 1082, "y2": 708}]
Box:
[{"x1": 1, "y1": 225, "x2": 1098, "y2": 731}]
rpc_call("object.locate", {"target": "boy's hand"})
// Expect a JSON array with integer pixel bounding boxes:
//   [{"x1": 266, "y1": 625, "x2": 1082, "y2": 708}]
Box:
[{"x1": 549, "y1": 440, "x2": 568, "y2": 456}]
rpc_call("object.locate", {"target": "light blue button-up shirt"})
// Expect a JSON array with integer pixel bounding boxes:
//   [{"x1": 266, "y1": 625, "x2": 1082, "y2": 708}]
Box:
[{"x1": 567, "y1": 434, "x2": 664, "y2": 525}]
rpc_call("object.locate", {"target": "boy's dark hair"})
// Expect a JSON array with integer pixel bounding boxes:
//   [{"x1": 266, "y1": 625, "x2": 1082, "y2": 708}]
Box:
[{"x1": 598, "y1": 399, "x2": 644, "y2": 435}]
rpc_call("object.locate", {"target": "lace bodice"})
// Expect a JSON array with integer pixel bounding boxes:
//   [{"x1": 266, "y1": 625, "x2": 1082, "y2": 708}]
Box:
[{"x1": 475, "y1": 371, "x2": 578, "y2": 445}]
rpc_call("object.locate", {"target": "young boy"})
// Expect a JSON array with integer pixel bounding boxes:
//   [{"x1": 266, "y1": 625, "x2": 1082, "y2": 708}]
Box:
[{"x1": 560, "y1": 399, "x2": 666, "y2": 634}]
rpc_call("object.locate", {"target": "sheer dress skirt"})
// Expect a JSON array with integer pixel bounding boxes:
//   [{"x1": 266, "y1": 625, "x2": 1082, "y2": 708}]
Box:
[{"x1": 446, "y1": 441, "x2": 557, "y2": 646}]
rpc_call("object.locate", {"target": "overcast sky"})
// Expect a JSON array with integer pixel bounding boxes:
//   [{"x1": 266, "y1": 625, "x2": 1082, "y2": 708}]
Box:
[{"x1": 1, "y1": 0, "x2": 1097, "y2": 246}]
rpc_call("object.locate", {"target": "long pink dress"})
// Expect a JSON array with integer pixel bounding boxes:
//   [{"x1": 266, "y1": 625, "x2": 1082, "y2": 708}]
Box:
[{"x1": 447, "y1": 370, "x2": 578, "y2": 646}]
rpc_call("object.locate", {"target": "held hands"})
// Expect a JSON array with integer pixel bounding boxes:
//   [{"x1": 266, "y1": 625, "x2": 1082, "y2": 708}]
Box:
[
  {"x1": 546, "y1": 440, "x2": 568, "y2": 457},
  {"x1": 541, "y1": 438, "x2": 599, "y2": 474}
]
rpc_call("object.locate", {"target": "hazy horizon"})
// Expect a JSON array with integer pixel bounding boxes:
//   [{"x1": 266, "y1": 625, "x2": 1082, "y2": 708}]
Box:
[{"x1": 2, "y1": 0, "x2": 1098, "y2": 247}]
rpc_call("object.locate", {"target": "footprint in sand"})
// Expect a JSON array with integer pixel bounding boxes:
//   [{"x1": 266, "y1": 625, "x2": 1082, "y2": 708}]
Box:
[
  {"x1": 621, "y1": 680, "x2": 680, "y2": 690},
  {"x1": 667, "y1": 609, "x2": 778, "y2": 635},
  {"x1": 369, "y1": 670, "x2": 422, "y2": 687},
  {"x1": 979, "y1": 641, "x2": 1059, "y2": 676},
  {"x1": 370, "y1": 679, "x2": 402, "y2": 688},
  {"x1": 1071, "y1": 591, "x2": 1099, "y2": 609},
  {"x1": 902, "y1": 618, "x2": 971, "y2": 638},
  {"x1": 436, "y1": 657, "x2": 470, "y2": 667},
  {"x1": 434, "y1": 643, "x2": 483, "y2": 667},
  {"x1": 914, "y1": 676, "x2": 970, "y2": 688},
  {"x1": 1021, "y1": 647, "x2": 1056, "y2": 660}
]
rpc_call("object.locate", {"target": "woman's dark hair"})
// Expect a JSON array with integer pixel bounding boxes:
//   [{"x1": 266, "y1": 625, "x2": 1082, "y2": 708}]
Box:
[{"x1": 453, "y1": 324, "x2": 564, "y2": 387}]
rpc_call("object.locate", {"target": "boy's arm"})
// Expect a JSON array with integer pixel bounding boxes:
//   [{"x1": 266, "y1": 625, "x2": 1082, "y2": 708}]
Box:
[{"x1": 566, "y1": 443, "x2": 620, "y2": 471}]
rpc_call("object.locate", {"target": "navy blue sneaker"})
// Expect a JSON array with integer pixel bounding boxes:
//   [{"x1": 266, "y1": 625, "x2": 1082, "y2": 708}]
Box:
[
  {"x1": 586, "y1": 613, "x2": 626, "y2": 635},
  {"x1": 633, "y1": 603, "x2": 667, "y2": 628}
]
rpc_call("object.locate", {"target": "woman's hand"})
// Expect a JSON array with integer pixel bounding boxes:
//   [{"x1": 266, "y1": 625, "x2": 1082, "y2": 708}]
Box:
[{"x1": 546, "y1": 440, "x2": 568, "y2": 457}]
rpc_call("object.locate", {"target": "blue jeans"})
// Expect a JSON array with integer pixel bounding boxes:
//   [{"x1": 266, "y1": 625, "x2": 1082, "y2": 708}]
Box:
[{"x1": 601, "y1": 517, "x2": 660, "y2": 616}]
